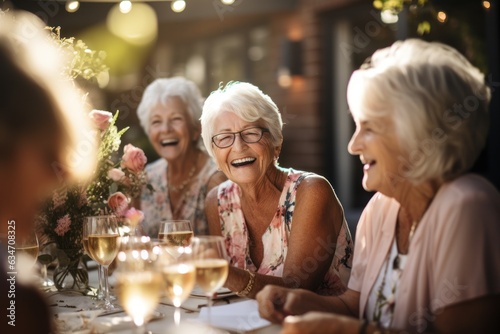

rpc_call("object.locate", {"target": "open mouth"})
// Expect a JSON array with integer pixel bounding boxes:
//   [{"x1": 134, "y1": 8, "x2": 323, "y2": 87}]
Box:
[
  {"x1": 363, "y1": 160, "x2": 376, "y2": 171},
  {"x1": 231, "y1": 157, "x2": 256, "y2": 167},
  {"x1": 160, "y1": 139, "x2": 179, "y2": 147}
]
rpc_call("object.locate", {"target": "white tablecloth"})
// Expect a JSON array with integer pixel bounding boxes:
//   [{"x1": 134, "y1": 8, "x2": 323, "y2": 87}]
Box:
[{"x1": 45, "y1": 264, "x2": 281, "y2": 334}]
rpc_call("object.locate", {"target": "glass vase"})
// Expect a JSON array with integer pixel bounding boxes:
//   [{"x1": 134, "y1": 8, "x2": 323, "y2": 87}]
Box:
[{"x1": 53, "y1": 248, "x2": 89, "y2": 292}]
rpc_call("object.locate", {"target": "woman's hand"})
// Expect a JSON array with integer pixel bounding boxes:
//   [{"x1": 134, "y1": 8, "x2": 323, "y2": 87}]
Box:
[
  {"x1": 256, "y1": 285, "x2": 326, "y2": 323},
  {"x1": 281, "y1": 312, "x2": 360, "y2": 334}
]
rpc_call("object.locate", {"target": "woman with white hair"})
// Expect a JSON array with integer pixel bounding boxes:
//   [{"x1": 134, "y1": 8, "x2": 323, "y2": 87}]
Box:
[
  {"x1": 256, "y1": 39, "x2": 500, "y2": 333},
  {"x1": 137, "y1": 77, "x2": 226, "y2": 236},
  {"x1": 201, "y1": 81, "x2": 353, "y2": 298}
]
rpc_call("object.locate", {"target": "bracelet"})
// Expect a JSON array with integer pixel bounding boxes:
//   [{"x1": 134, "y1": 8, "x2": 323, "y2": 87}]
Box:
[
  {"x1": 358, "y1": 319, "x2": 369, "y2": 334},
  {"x1": 236, "y1": 269, "x2": 255, "y2": 297}
]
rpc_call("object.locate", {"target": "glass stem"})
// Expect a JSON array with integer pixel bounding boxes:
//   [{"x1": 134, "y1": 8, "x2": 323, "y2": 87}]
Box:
[
  {"x1": 41, "y1": 264, "x2": 47, "y2": 280},
  {"x1": 207, "y1": 295, "x2": 213, "y2": 326},
  {"x1": 97, "y1": 265, "x2": 104, "y2": 298},
  {"x1": 103, "y1": 266, "x2": 110, "y2": 307},
  {"x1": 174, "y1": 306, "x2": 181, "y2": 326}
]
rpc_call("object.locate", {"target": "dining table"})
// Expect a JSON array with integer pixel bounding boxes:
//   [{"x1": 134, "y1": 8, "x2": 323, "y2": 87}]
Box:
[{"x1": 45, "y1": 262, "x2": 283, "y2": 334}]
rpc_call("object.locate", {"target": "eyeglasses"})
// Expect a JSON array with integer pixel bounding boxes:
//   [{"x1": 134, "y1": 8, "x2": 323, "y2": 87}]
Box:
[{"x1": 212, "y1": 127, "x2": 269, "y2": 148}]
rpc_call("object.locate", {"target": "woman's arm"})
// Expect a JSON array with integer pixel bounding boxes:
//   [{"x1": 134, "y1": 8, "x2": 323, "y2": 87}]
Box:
[
  {"x1": 256, "y1": 285, "x2": 360, "y2": 323},
  {"x1": 205, "y1": 186, "x2": 223, "y2": 236},
  {"x1": 281, "y1": 175, "x2": 344, "y2": 290}
]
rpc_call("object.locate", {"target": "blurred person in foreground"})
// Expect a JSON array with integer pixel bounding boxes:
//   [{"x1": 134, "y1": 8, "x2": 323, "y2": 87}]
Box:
[
  {"x1": 137, "y1": 77, "x2": 226, "y2": 236},
  {"x1": 0, "y1": 10, "x2": 97, "y2": 334},
  {"x1": 256, "y1": 39, "x2": 500, "y2": 333},
  {"x1": 200, "y1": 81, "x2": 353, "y2": 299}
]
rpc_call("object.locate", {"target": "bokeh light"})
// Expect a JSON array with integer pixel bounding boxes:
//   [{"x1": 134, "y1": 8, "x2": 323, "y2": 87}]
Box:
[{"x1": 107, "y1": 2, "x2": 158, "y2": 46}]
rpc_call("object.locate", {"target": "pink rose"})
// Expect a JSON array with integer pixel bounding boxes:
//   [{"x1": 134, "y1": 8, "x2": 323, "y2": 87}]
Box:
[
  {"x1": 89, "y1": 109, "x2": 112, "y2": 130},
  {"x1": 107, "y1": 168, "x2": 125, "y2": 182},
  {"x1": 125, "y1": 207, "x2": 144, "y2": 227},
  {"x1": 121, "y1": 144, "x2": 147, "y2": 173},
  {"x1": 107, "y1": 191, "x2": 129, "y2": 216}
]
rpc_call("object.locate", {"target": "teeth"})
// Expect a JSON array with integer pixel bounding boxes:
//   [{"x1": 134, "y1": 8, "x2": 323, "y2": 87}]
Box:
[
  {"x1": 161, "y1": 139, "x2": 178, "y2": 145},
  {"x1": 232, "y1": 157, "x2": 256, "y2": 165}
]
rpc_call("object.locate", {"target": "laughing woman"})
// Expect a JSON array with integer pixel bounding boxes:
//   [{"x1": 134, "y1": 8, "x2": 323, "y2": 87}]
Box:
[
  {"x1": 200, "y1": 82, "x2": 353, "y2": 298},
  {"x1": 137, "y1": 77, "x2": 226, "y2": 236}
]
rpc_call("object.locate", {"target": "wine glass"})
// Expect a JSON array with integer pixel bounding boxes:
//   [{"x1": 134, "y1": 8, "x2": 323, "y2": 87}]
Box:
[
  {"x1": 84, "y1": 216, "x2": 105, "y2": 300},
  {"x1": 158, "y1": 220, "x2": 193, "y2": 247},
  {"x1": 87, "y1": 215, "x2": 120, "y2": 311},
  {"x1": 158, "y1": 245, "x2": 196, "y2": 326},
  {"x1": 191, "y1": 236, "x2": 229, "y2": 325},
  {"x1": 37, "y1": 243, "x2": 56, "y2": 288},
  {"x1": 17, "y1": 231, "x2": 39, "y2": 268},
  {"x1": 115, "y1": 236, "x2": 164, "y2": 333}
]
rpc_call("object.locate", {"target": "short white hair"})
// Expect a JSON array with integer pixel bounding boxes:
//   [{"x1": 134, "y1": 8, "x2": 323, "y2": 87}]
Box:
[
  {"x1": 347, "y1": 39, "x2": 491, "y2": 184},
  {"x1": 200, "y1": 81, "x2": 283, "y2": 159},
  {"x1": 137, "y1": 77, "x2": 203, "y2": 135}
]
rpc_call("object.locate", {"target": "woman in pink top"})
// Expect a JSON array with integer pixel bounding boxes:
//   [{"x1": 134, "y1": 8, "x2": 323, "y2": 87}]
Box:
[
  {"x1": 256, "y1": 39, "x2": 500, "y2": 333},
  {"x1": 200, "y1": 82, "x2": 353, "y2": 298}
]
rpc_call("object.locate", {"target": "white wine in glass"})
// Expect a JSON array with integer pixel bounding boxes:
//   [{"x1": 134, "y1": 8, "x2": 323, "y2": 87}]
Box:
[
  {"x1": 191, "y1": 236, "x2": 229, "y2": 326},
  {"x1": 159, "y1": 246, "x2": 196, "y2": 326},
  {"x1": 87, "y1": 215, "x2": 120, "y2": 311},
  {"x1": 158, "y1": 220, "x2": 193, "y2": 247},
  {"x1": 116, "y1": 236, "x2": 164, "y2": 332},
  {"x1": 17, "y1": 231, "x2": 39, "y2": 268}
]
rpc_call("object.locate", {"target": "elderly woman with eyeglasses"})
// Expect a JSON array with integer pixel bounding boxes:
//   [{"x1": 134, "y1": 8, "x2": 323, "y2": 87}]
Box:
[{"x1": 200, "y1": 82, "x2": 353, "y2": 298}]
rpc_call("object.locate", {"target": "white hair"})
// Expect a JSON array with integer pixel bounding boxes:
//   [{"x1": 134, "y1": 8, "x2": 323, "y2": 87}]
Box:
[
  {"x1": 200, "y1": 81, "x2": 283, "y2": 159},
  {"x1": 347, "y1": 39, "x2": 491, "y2": 184},
  {"x1": 137, "y1": 77, "x2": 203, "y2": 135}
]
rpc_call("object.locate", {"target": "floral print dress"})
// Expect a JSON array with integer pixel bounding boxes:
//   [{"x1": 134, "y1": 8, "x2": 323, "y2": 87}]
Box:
[
  {"x1": 217, "y1": 168, "x2": 353, "y2": 295},
  {"x1": 140, "y1": 157, "x2": 218, "y2": 237}
]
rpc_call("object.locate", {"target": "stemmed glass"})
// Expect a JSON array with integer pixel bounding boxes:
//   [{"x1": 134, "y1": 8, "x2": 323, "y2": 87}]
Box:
[
  {"x1": 191, "y1": 236, "x2": 229, "y2": 325},
  {"x1": 84, "y1": 216, "x2": 105, "y2": 300},
  {"x1": 86, "y1": 215, "x2": 120, "y2": 311},
  {"x1": 158, "y1": 220, "x2": 193, "y2": 247},
  {"x1": 37, "y1": 243, "x2": 56, "y2": 288},
  {"x1": 115, "y1": 236, "x2": 164, "y2": 333},
  {"x1": 17, "y1": 231, "x2": 39, "y2": 268},
  {"x1": 158, "y1": 244, "x2": 196, "y2": 326}
]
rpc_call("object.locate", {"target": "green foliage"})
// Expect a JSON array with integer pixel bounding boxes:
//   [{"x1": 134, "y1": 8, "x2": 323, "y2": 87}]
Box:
[{"x1": 46, "y1": 26, "x2": 109, "y2": 81}]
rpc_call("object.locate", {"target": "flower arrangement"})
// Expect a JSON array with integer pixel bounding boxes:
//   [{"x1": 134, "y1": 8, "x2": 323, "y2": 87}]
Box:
[
  {"x1": 39, "y1": 110, "x2": 151, "y2": 250},
  {"x1": 35, "y1": 26, "x2": 152, "y2": 290}
]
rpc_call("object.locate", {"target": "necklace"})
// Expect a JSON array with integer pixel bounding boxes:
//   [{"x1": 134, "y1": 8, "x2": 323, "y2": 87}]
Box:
[
  {"x1": 168, "y1": 164, "x2": 197, "y2": 193},
  {"x1": 372, "y1": 211, "x2": 419, "y2": 325}
]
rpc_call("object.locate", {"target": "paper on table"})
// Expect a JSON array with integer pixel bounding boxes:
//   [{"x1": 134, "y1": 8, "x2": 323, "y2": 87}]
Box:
[{"x1": 197, "y1": 299, "x2": 271, "y2": 332}]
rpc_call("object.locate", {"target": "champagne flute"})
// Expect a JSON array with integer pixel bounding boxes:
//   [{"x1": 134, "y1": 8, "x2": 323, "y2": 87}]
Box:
[
  {"x1": 87, "y1": 215, "x2": 120, "y2": 311},
  {"x1": 116, "y1": 236, "x2": 164, "y2": 333},
  {"x1": 158, "y1": 220, "x2": 193, "y2": 247},
  {"x1": 84, "y1": 217, "x2": 104, "y2": 300},
  {"x1": 158, "y1": 245, "x2": 196, "y2": 326},
  {"x1": 191, "y1": 236, "x2": 229, "y2": 326}
]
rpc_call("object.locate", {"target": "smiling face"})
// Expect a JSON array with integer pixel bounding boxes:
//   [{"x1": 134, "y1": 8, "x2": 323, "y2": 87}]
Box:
[
  {"x1": 212, "y1": 111, "x2": 279, "y2": 185},
  {"x1": 348, "y1": 115, "x2": 406, "y2": 196},
  {"x1": 147, "y1": 96, "x2": 200, "y2": 161}
]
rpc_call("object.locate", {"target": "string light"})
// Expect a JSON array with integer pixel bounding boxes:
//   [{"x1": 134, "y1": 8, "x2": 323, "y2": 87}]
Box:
[
  {"x1": 437, "y1": 11, "x2": 447, "y2": 23},
  {"x1": 119, "y1": 0, "x2": 132, "y2": 14},
  {"x1": 483, "y1": 1, "x2": 491, "y2": 9},
  {"x1": 65, "y1": 1, "x2": 80, "y2": 13},
  {"x1": 171, "y1": 0, "x2": 186, "y2": 13}
]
